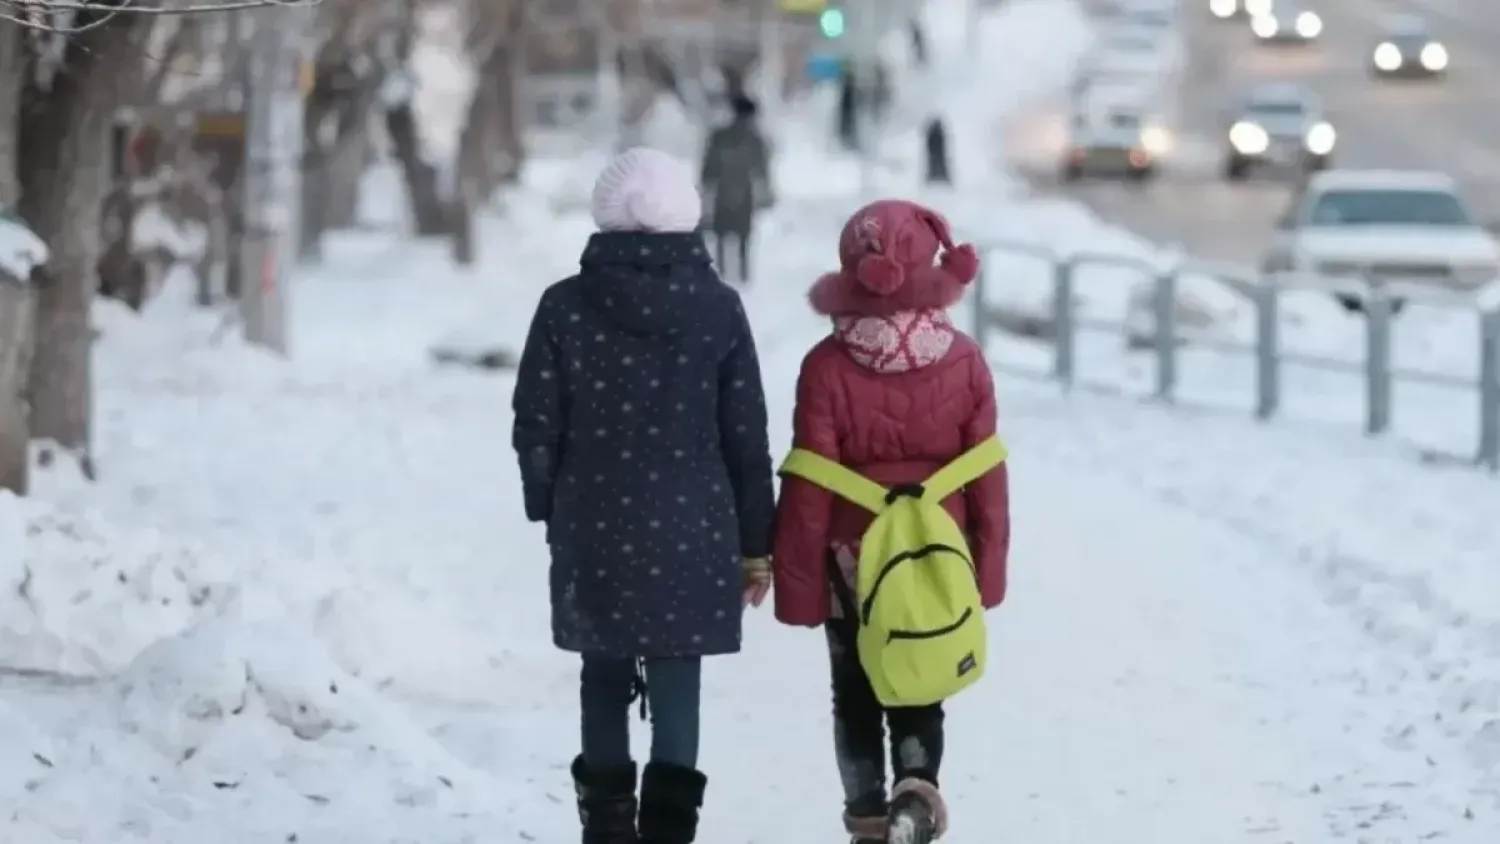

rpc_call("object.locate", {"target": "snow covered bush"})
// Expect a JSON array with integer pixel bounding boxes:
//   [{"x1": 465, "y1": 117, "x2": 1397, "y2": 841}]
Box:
[{"x1": 0, "y1": 492, "x2": 236, "y2": 676}]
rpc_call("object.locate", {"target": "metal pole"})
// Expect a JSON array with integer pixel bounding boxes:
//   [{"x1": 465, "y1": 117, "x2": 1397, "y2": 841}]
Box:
[
  {"x1": 597, "y1": 3, "x2": 621, "y2": 140},
  {"x1": 240, "y1": 5, "x2": 307, "y2": 354},
  {"x1": 966, "y1": 0, "x2": 980, "y2": 58},
  {"x1": 758, "y1": 0, "x2": 784, "y2": 123},
  {"x1": 850, "y1": 0, "x2": 882, "y2": 196}
]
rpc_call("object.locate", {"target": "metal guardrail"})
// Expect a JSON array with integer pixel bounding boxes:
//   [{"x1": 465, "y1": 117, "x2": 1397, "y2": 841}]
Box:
[{"x1": 970, "y1": 239, "x2": 1500, "y2": 471}]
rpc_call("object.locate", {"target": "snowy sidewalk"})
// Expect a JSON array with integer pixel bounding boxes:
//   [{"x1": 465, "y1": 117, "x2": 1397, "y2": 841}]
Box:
[{"x1": 5, "y1": 186, "x2": 1488, "y2": 841}]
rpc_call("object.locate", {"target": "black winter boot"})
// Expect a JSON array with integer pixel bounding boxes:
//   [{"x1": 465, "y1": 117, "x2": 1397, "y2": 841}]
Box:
[
  {"x1": 638, "y1": 761, "x2": 707, "y2": 844},
  {"x1": 572, "y1": 755, "x2": 638, "y2": 844}
]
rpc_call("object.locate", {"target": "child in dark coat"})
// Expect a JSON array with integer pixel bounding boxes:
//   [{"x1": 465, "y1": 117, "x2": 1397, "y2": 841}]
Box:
[{"x1": 511, "y1": 147, "x2": 776, "y2": 844}]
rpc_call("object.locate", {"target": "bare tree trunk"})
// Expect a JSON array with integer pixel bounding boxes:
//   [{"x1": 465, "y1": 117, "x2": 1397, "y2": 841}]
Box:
[
  {"x1": 0, "y1": 25, "x2": 30, "y2": 495},
  {"x1": 456, "y1": 53, "x2": 499, "y2": 204},
  {"x1": 386, "y1": 102, "x2": 449, "y2": 236},
  {"x1": 324, "y1": 126, "x2": 369, "y2": 228},
  {"x1": 300, "y1": 94, "x2": 336, "y2": 260},
  {"x1": 19, "y1": 14, "x2": 153, "y2": 478},
  {"x1": 97, "y1": 182, "x2": 146, "y2": 309},
  {"x1": 487, "y1": 41, "x2": 523, "y2": 189}
]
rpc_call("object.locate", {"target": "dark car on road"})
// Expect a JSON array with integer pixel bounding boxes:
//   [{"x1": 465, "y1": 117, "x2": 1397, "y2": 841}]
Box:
[
  {"x1": 1369, "y1": 15, "x2": 1448, "y2": 78},
  {"x1": 1223, "y1": 84, "x2": 1335, "y2": 181}
]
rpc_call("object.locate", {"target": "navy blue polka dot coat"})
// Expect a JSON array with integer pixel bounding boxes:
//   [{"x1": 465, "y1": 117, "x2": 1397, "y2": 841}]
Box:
[{"x1": 511, "y1": 231, "x2": 775, "y2": 658}]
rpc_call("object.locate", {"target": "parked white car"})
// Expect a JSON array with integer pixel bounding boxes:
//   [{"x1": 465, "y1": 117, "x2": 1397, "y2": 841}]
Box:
[{"x1": 1259, "y1": 169, "x2": 1500, "y2": 310}]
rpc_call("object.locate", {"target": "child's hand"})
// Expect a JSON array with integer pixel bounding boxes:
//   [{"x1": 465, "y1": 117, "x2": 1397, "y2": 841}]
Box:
[{"x1": 742, "y1": 557, "x2": 772, "y2": 608}]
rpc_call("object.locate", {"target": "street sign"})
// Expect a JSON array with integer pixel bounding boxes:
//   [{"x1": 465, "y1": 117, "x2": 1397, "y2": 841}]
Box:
[
  {"x1": 806, "y1": 51, "x2": 843, "y2": 82},
  {"x1": 779, "y1": 0, "x2": 827, "y2": 11}
]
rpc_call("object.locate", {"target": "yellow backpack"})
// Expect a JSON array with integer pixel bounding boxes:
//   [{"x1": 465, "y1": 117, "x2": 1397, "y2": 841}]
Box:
[{"x1": 779, "y1": 435, "x2": 1007, "y2": 707}]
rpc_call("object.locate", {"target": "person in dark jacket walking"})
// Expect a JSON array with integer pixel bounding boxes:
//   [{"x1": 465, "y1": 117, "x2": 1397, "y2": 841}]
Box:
[
  {"x1": 700, "y1": 95, "x2": 771, "y2": 285},
  {"x1": 511, "y1": 146, "x2": 776, "y2": 844}
]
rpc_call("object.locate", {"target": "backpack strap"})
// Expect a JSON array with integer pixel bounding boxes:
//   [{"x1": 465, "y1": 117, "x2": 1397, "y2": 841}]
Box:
[
  {"x1": 779, "y1": 448, "x2": 888, "y2": 514},
  {"x1": 922, "y1": 435, "x2": 1008, "y2": 502}
]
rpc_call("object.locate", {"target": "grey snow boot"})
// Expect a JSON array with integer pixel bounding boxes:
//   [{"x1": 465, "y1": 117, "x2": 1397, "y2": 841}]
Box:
[
  {"x1": 887, "y1": 778, "x2": 945, "y2": 844},
  {"x1": 844, "y1": 808, "x2": 887, "y2": 844}
]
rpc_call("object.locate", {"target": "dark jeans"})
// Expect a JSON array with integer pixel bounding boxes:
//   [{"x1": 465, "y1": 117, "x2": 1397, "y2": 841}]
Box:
[
  {"x1": 712, "y1": 229, "x2": 752, "y2": 283},
  {"x1": 826, "y1": 625, "x2": 945, "y2": 819},
  {"x1": 581, "y1": 655, "x2": 702, "y2": 769}
]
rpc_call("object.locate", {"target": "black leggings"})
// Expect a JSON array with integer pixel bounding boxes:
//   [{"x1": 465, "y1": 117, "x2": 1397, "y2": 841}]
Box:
[
  {"x1": 580, "y1": 655, "x2": 701, "y2": 769},
  {"x1": 826, "y1": 625, "x2": 945, "y2": 819}
]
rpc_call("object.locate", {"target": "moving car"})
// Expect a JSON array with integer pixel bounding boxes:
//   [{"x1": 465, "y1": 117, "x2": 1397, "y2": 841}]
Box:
[
  {"x1": 1223, "y1": 84, "x2": 1334, "y2": 180},
  {"x1": 1259, "y1": 170, "x2": 1500, "y2": 310},
  {"x1": 1060, "y1": 99, "x2": 1171, "y2": 182},
  {"x1": 1369, "y1": 15, "x2": 1448, "y2": 78},
  {"x1": 1249, "y1": 1, "x2": 1322, "y2": 43},
  {"x1": 1209, "y1": 0, "x2": 1258, "y2": 19}
]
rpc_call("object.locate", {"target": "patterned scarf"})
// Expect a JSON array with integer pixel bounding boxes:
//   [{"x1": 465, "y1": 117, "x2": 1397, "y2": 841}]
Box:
[{"x1": 831, "y1": 309, "x2": 956, "y2": 373}]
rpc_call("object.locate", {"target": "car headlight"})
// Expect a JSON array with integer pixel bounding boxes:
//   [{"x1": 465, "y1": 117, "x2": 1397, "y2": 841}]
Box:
[
  {"x1": 1140, "y1": 126, "x2": 1172, "y2": 153},
  {"x1": 1373, "y1": 42, "x2": 1401, "y2": 70},
  {"x1": 1420, "y1": 42, "x2": 1448, "y2": 70},
  {"x1": 1250, "y1": 14, "x2": 1277, "y2": 38},
  {"x1": 1230, "y1": 121, "x2": 1268, "y2": 153},
  {"x1": 1209, "y1": 0, "x2": 1236, "y2": 17},
  {"x1": 1304, "y1": 122, "x2": 1335, "y2": 154},
  {"x1": 1295, "y1": 11, "x2": 1322, "y2": 37},
  {"x1": 1245, "y1": 0, "x2": 1271, "y2": 15}
]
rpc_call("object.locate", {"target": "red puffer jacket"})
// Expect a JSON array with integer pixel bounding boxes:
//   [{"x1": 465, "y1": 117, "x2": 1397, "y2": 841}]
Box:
[{"x1": 771, "y1": 331, "x2": 1011, "y2": 627}]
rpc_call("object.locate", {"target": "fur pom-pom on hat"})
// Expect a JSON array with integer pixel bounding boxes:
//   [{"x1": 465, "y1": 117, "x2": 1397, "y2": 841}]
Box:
[
  {"x1": 591, "y1": 147, "x2": 703, "y2": 233},
  {"x1": 808, "y1": 199, "x2": 980, "y2": 317}
]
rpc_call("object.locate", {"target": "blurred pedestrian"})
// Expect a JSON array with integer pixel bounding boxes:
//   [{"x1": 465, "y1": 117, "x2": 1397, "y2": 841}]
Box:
[
  {"x1": 923, "y1": 117, "x2": 951, "y2": 184},
  {"x1": 511, "y1": 146, "x2": 775, "y2": 844},
  {"x1": 769, "y1": 199, "x2": 1012, "y2": 844},
  {"x1": 700, "y1": 94, "x2": 772, "y2": 285}
]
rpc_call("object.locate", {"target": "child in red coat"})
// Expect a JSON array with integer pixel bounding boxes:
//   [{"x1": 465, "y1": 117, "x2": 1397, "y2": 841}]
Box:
[{"x1": 771, "y1": 199, "x2": 1011, "y2": 844}]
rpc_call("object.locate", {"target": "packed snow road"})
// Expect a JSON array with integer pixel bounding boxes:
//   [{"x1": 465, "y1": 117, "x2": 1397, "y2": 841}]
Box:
[{"x1": 3, "y1": 184, "x2": 1493, "y2": 841}]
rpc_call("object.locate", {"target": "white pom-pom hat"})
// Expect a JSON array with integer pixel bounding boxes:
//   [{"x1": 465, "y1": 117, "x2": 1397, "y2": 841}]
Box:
[{"x1": 590, "y1": 147, "x2": 702, "y2": 233}]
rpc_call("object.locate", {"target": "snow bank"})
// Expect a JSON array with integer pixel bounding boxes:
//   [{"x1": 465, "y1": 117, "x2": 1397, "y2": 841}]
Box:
[
  {"x1": 0, "y1": 616, "x2": 546, "y2": 842},
  {"x1": 0, "y1": 492, "x2": 235, "y2": 676},
  {"x1": 0, "y1": 332, "x2": 557, "y2": 841}
]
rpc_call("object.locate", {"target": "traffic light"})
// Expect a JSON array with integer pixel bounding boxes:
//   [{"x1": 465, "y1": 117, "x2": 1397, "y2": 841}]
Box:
[{"x1": 819, "y1": 7, "x2": 845, "y2": 38}]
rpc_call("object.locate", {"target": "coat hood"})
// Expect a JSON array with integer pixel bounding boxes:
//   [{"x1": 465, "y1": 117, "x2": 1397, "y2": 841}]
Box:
[{"x1": 578, "y1": 231, "x2": 720, "y2": 335}]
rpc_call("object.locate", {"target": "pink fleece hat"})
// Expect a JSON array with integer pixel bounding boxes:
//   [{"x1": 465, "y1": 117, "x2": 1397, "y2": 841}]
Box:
[
  {"x1": 808, "y1": 199, "x2": 980, "y2": 317},
  {"x1": 591, "y1": 147, "x2": 703, "y2": 233}
]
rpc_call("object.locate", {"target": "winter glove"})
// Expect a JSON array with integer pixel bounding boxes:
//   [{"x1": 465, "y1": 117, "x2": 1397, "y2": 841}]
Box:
[{"x1": 742, "y1": 556, "x2": 771, "y2": 608}]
